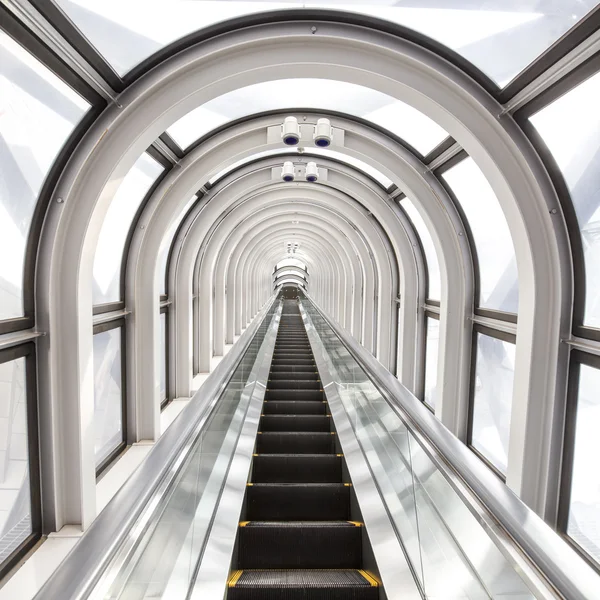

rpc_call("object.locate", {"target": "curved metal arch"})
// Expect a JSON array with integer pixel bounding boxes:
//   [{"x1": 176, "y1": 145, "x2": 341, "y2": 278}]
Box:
[
  {"x1": 158, "y1": 113, "x2": 469, "y2": 421},
  {"x1": 186, "y1": 166, "x2": 404, "y2": 365},
  {"x1": 274, "y1": 275, "x2": 307, "y2": 290},
  {"x1": 191, "y1": 185, "x2": 393, "y2": 361},
  {"x1": 273, "y1": 266, "x2": 308, "y2": 282},
  {"x1": 169, "y1": 156, "x2": 404, "y2": 380},
  {"x1": 37, "y1": 20, "x2": 569, "y2": 527},
  {"x1": 188, "y1": 203, "x2": 370, "y2": 373}
]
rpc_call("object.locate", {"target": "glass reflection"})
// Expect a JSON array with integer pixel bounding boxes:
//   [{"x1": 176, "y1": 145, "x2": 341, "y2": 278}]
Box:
[
  {"x1": 56, "y1": 1, "x2": 598, "y2": 86},
  {"x1": 471, "y1": 332, "x2": 515, "y2": 475},
  {"x1": 442, "y1": 158, "x2": 519, "y2": 314},
  {"x1": 93, "y1": 153, "x2": 163, "y2": 305},
  {"x1": 530, "y1": 71, "x2": 600, "y2": 329},
  {"x1": 567, "y1": 363, "x2": 600, "y2": 563},
  {"x1": 0, "y1": 358, "x2": 32, "y2": 561},
  {"x1": 0, "y1": 30, "x2": 89, "y2": 320},
  {"x1": 93, "y1": 327, "x2": 124, "y2": 466},
  {"x1": 401, "y1": 198, "x2": 441, "y2": 300},
  {"x1": 157, "y1": 196, "x2": 197, "y2": 296}
]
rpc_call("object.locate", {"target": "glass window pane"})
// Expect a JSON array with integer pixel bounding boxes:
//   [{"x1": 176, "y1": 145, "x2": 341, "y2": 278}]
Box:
[
  {"x1": 0, "y1": 357, "x2": 33, "y2": 558},
  {"x1": 530, "y1": 72, "x2": 600, "y2": 329},
  {"x1": 567, "y1": 363, "x2": 600, "y2": 563},
  {"x1": 471, "y1": 333, "x2": 515, "y2": 474},
  {"x1": 93, "y1": 153, "x2": 163, "y2": 305},
  {"x1": 159, "y1": 312, "x2": 167, "y2": 402},
  {"x1": 423, "y1": 317, "x2": 439, "y2": 409},
  {"x1": 158, "y1": 196, "x2": 197, "y2": 296},
  {"x1": 55, "y1": 1, "x2": 598, "y2": 87},
  {"x1": 0, "y1": 30, "x2": 89, "y2": 320},
  {"x1": 442, "y1": 158, "x2": 518, "y2": 313},
  {"x1": 168, "y1": 79, "x2": 447, "y2": 155},
  {"x1": 401, "y1": 198, "x2": 441, "y2": 300},
  {"x1": 93, "y1": 328, "x2": 124, "y2": 466}
]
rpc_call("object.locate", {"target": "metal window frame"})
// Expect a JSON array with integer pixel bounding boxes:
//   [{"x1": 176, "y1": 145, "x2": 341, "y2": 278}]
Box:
[
  {"x1": 557, "y1": 349, "x2": 600, "y2": 573},
  {"x1": 514, "y1": 53, "x2": 600, "y2": 343},
  {"x1": 467, "y1": 324, "x2": 517, "y2": 481},
  {"x1": 159, "y1": 305, "x2": 170, "y2": 410},
  {"x1": 92, "y1": 318, "x2": 128, "y2": 478},
  {"x1": 0, "y1": 342, "x2": 42, "y2": 580}
]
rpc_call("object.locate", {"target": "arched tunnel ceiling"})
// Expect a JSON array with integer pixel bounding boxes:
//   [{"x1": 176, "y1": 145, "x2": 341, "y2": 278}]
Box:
[{"x1": 0, "y1": 0, "x2": 600, "y2": 568}]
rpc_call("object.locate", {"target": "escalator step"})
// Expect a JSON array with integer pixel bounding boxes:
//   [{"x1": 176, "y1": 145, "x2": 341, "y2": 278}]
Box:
[
  {"x1": 256, "y1": 432, "x2": 334, "y2": 454},
  {"x1": 262, "y1": 401, "x2": 327, "y2": 415},
  {"x1": 265, "y1": 389, "x2": 324, "y2": 401},
  {"x1": 269, "y1": 371, "x2": 319, "y2": 381},
  {"x1": 268, "y1": 380, "x2": 321, "y2": 390},
  {"x1": 238, "y1": 522, "x2": 362, "y2": 569},
  {"x1": 269, "y1": 365, "x2": 316, "y2": 373},
  {"x1": 246, "y1": 484, "x2": 350, "y2": 520},
  {"x1": 252, "y1": 454, "x2": 342, "y2": 483},
  {"x1": 259, "y1": 415, "x2": 331, "y2": 432},
  {"x1": 228, "y1": 570, "x2": 378, "y2": 600}
]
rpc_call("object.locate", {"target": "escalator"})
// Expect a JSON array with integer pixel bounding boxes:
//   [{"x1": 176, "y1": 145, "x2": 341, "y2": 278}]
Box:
[
  {"x1": 227, "y1": 300, "x2": 379, "y2": 599},
  {"x1": 33, "y1": 296, "x2": 597, "y2": 600}
]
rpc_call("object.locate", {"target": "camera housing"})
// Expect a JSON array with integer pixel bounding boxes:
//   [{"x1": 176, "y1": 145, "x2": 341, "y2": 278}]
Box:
[
  {"x1": 306, "y1": 162, "x2": 319, "y2": 182},
  {"x1": 313, "y1": 118, "x2": 332, "y2": 147},
  {"x1": 281, "y1": 161, "x2": 295, "y2": 182},
  {"x1": 281, "y1": 116, "x2": 300, "y2": 146}
]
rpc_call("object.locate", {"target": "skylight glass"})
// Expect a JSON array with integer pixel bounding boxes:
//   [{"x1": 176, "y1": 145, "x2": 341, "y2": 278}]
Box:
[
  {"x1": 55, "y1": 1, "x2": 599, "y2": 87},
  {"x1": 167, "y1": 79, "x2": 448, "y2": 155}
]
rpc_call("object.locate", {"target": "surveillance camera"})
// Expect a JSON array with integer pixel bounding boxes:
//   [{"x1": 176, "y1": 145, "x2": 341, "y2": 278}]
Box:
[
  {"x1": 314, "y1": 118, "x2": 332, "y2": 147},
  {"x1": 281, "y1": 161, "x2": 295, "y2": 182},
  {"x1": 306, "y1": 162, "x2": 319, "y2": 182},
  {"x1": 281, "y1": 116, "x2": 300, "y2": 146}
]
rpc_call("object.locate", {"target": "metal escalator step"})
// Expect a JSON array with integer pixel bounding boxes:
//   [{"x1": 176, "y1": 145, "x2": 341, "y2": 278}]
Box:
[
  {"x1": 269, "y1": 371, "x2": 319, "y2": 381},
  {"x1": 269, "y1": 365, "x2": 316, "y2": 373},
  {"x1": 256, "y1": 432, "x2": 334, "y2": 454},
  {"x1": 268, "y1": 380, "x2": 321, "y2": 390},
  {"x1": 238, "y1": 522, "x2": 362, "y2": 569},
  {"x1": 270, "y1": 359, "x2": 315, "y2": 367},
  {"x1": 228, "y1": 570, "x2": 379, "y2": 600},
  {"x1": 265, "y1": 389, "x2": 324, "y2": 401},
  {"x1": 259, "y1": 415, "x2": 331, "y2": 432},
  {"x1": 246, "y1": 484, "x2": 350, "y2": 520},
  {"x1": 262, "y1": 401, "x2": 327, "y2": 415},
  {"x1": 252, "y1": 454, "x2": 342, "y2": 483}
]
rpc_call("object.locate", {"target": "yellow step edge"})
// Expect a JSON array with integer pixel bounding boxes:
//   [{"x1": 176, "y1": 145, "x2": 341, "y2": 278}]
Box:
[
  {"x1": 348, "y1": 521, "x2": 364, "y2": 527},
  {"x1": 337, "y1": 453, "x2": 344, "y2": 457},
  {"x1": 344, "y1": 483, "x2": 353, "y2": 487},
  {"x1": 239, "y1": 521, "x2": 250, "y2": 527},
  {"x1": 359, "y1": 570, "x2": 379, "y2": 587},
  {"x1": 228, "y1": 570, "x2": 243, "y2": 587}
]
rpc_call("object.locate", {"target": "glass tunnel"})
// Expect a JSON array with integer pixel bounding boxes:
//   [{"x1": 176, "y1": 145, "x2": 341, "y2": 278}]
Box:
[{"x1": 0, "y1": 1, "x2": 599, "y2": 599}]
